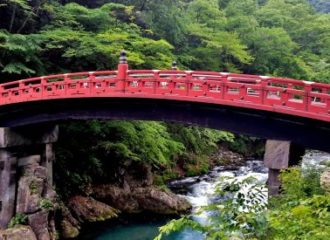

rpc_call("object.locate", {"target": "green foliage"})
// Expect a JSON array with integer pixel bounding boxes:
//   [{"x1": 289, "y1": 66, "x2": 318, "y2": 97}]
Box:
[
  {"x1": 0, "y1": 0, "x2": 329, "y2": 82},
  {"x1": 156, "y1": 166, "x2": 329, "y2": 240},
  {"x1": 96, "y1": 121, "x2": 185, "y2": 166},
  {"x1": 155, "y1": 217, "x2": 206, "y2": 240},
  {"x1": 54, "y1": 120, "x2": 238, "y2": 196},
  {"x1": 268, "y1": 168, "x2": 329, "y2": 239},
  {"x1": 167, "y1": 124, "x2": 234, "y2": 154},
  {"x1": 0, "y1": 31, "x2": 43, "y2": 78},
  {"x1": 8, "y1": 213, "x2": 28, "y2": 228},
  {"x1": 225, "y1": 135, "x2": 265, "y2": 158},
  {"x1": 156, "y1": 176, "x2": 268, "y2": 240},
  {"x1": 39, "y1": 198, "x2": 54, "y2": 210},
  {"x1": 278, "y1": 167, "x2": 325, "y2": 202},
  {"x1": 268, "y1": 194, "x2": 330, "y2": 239},
  {"x1": 184, "y1": 154, "x2": 210, "y2": 176},
  {"x1": 29, "y1": 180, "x2": 38, "y2": 194},
  {"x1": 267, "y1": 167, "x2": 329, "y2": 239},
  {"x1": 54, "y1": 121, "x2": 186, "y2": 196}
]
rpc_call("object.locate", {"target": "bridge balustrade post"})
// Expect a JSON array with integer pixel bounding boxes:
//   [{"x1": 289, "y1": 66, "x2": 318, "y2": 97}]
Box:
[
  {"x1": 221, "y1": 77, "x2": 228, "y2": 100},
  {"x1": 117, "y1": 50, "x2": 128, "y2": 93},
  {"x1": 304, "y1": 83, "x2": 312, "y2": 111},
  {"x1": 154, "y1": 71, "x2": 160, "y2": 94},
  {"x1": 260, "y1": 80, "x2": 267, "y2": 105},
  {"x1": 172, "y1": 61, "x2": 177, "y2": 71},
  {"x1": 186, "y1": 72, "x2": 192, "y2": 97},
  {"x1": 264, "y1": 140, "x2": 305, "y2": 196}
]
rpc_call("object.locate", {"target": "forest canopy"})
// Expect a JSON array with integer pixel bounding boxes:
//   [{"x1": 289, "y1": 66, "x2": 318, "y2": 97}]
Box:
[{"x1": 0, "y1": 0, "x2": 329, "y2": 83}]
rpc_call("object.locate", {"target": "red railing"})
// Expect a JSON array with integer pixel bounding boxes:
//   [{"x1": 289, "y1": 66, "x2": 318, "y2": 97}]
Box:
[{"x1": 1, "y1": 63, "x2": 330, "y2": 122}]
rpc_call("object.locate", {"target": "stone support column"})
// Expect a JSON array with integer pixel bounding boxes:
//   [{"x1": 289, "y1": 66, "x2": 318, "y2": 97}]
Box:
[
  {"x1": 264, "y1": 140, "x2": 305, "y2": 196},
  {"x1": 42, "y1": 144, "x2": 55, "y2": 186},
  {"x1": 0, "y1": 150, "x2": 17, "y2": 229},
  {"x1": 0, "y1": 125, "x2": 58, "y2": 230}
]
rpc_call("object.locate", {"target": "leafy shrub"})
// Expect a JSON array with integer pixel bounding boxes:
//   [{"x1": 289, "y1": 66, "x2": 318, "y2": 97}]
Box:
[
  {"x1": 157, "y1": 167, "x2": 330, "y2": 240},
  {"x1": 40, "y1": 198, "x2": 54, "y2": 210},
  {"x1": 8, "y1": 213, "x2": 28, "y2": 228},
  {"x1": 156, "y1": 176, "x2": 268, "y2": 240},
  {"x1": 184, "y1": 154, "x2": 210, "y2": 176},
  {"x1": 268, "y1": 167, "x2": 329, "y2": 239},
  {"x1": 268, "y1": 195, "x2": 330, "y2": 239}
]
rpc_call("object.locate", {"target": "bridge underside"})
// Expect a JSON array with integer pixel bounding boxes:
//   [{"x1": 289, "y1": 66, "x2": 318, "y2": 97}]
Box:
[{"x1": 0, "y1": 98, "x2": 329, "y2": 152}]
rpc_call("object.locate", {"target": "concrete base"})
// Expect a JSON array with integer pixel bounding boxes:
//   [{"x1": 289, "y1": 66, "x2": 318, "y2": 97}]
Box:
[
  {"x1": 264, "y1": 140, "x2": 305, "y2": 196},
  {"x1": 268, "y1": 169, "x2": 281, "y2": 196}
]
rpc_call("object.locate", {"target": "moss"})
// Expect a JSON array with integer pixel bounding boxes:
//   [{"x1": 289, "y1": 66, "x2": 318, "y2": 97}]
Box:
[
  {"x1": 184, "y1": 154, "x2": 210, "y2": 177},
  {"x1": 39, "y1": 198, "x2": 54, "y2": 210},
  {"x1": 8, "y1": 214, "x2": 28, "y2": 228},
  {"x1": 29, "y1": 180, "x2": 38, "y2": 194},
  {"x1": 61, "y1": 220, "x2": 80, "y2": 239}
]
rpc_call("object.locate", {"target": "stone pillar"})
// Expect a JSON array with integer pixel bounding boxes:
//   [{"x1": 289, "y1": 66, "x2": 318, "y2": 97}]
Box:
[
  {"x1": 42, "y1": 144, "x2": 55, "y2": 186},
  {"x1": 0, "y1": 150, "x2": 17, "y2": 229},
  {"x1": 264, "y1": 140, "x2": 305, "y2": 196},
  {"x1": 0, "y1": 125, "x2": 59, "y2": 230}
]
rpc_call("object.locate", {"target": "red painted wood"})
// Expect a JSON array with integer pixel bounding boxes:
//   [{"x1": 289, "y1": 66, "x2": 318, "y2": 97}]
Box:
[{"x1": 0, "y1": 64, "x2": 329, "y2": 122}]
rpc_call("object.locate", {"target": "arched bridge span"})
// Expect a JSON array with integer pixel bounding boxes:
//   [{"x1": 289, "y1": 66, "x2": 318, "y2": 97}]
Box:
[{"x1": 0, "y1": 56, "x2": 330, "y2": 151}]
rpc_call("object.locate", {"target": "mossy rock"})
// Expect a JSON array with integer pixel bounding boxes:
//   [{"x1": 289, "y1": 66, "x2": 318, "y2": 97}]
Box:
[
  {"x1": 68, "y1": 196, "x2": 120, "y2": 223},
  {"x1": 320, "y1": 168, "x2": 330, "y2": 193},
  {"x1": 61, "y1": 220, "x2": 79, "y2": 239}
]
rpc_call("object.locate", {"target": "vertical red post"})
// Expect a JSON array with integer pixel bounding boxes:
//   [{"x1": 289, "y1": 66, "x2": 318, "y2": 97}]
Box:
[
  {"x1": 222, "y1": 76, "x2": 228, "y2": 100},
  {"x1": 117, "y1": 50, "x2": 128, "y2": 93},
  {"x1": 260, "y1": 79, "x2": 268, "y2": 105},
  {"x1": 304, "y1": 82, "x2": 312, "y2": 112}
]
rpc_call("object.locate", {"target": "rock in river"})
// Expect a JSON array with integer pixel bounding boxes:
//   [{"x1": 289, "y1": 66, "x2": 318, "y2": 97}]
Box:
[
  {"x1": 92, "y1": 184, "x2": 191, "y2": 215},
  {"x1": 68, "y1": 196, "x2": 120, "y2": 223},
  {"x1": 0, "y1": 225, "x2": 37, "y2": 240}
]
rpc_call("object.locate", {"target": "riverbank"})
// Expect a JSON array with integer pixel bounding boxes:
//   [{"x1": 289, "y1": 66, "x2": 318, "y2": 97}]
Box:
[
  {"x1": 56, "y1": 145, "x2": 247, "y2": 239},
  {"x1": 78, "y1": 159, "x2": 269, "y2": 240},
  {"x1": 0, "y1": 121, "x2": 264, "y2": 240}
]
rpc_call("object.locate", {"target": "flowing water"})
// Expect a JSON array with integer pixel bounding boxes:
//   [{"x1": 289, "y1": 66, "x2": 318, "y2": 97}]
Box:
[{"x1": 78, "y1": 150, "x2": 330, "y2": 240}]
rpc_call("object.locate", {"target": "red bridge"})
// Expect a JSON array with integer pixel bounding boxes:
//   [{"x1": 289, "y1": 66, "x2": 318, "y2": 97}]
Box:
[
  {"x1": 0, "y1": 51, "x2": 329, "y2": 151},
  {"x1": 1, "y1": 53, "x2": 330, "y2": 122}
]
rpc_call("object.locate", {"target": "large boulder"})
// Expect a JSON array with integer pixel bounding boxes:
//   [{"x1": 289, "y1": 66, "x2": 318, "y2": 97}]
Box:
[
  {"x1": 68, "y1": 196, "x2": 120, "y2": 223},
  {"x1": 93, "y1": 184, "x2": 191, "y2": 215},
  {"x1": 16, "y1": 175, "x2": 44, "y2": 214},
  {"x1": 321, "y1": 168, "x2": 330, "y2": 193},
  {"x1": 93, "y1": 185, "x2": 140, "y2": 213},
  {"x1": 28, "y1": 211, "x2": 50, "y2": 240},
  {"x1": 0, "y1": 225, "x2": 37, "y2": 240},
  {"x1": 58, "y1": 204, "x2": 80, "y2": 239},
  {"x1": 133, "y1": 187, "x2": 191, "y2": 214},
  {"x1": 60, "y1": 220, "x2": 79, "y2": 239},
  {"x1": 16, "y1": 160, "x2": 48, "y2": 214}
]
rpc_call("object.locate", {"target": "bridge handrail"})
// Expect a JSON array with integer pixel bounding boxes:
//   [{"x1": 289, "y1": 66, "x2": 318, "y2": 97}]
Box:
[{"x1": 0, "y1": 65, "x2": 329, "y2": 122}]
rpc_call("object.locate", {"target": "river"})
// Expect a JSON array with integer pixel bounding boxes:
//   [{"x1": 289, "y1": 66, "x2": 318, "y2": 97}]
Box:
[{"x1": 78, "y1": 150, "x2": 329, "y2": 240}]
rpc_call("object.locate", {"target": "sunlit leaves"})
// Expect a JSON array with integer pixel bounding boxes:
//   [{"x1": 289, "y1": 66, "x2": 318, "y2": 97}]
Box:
[{"x1": 0, "y1": 31, "x2": 43, "y2": 76}]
